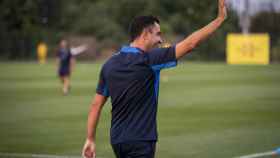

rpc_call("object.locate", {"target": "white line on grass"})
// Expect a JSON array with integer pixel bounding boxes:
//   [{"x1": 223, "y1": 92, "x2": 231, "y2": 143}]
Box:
[
  {"x1": 1, "y1": 151, "x2": 279, "y2": 158},
  {"x1": 235, "y1": 151, "x2": 277, "y2": 158}
]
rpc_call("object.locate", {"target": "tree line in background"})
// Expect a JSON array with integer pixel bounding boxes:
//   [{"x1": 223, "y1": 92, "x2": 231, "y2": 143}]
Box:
[{"x1": 0, "y1": 0, "x2": 279, "y2": 61}]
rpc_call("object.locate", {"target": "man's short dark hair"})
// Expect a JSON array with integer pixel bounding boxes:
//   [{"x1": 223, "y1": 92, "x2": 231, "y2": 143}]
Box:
[{"x1": 129, "y1": 15, "x2": 160, "y2": 42}]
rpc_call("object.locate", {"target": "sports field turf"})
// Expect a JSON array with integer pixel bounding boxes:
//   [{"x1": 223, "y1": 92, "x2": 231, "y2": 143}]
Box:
[{"x1": 0, "y1": 61, "x2": 279, "y2": 158}]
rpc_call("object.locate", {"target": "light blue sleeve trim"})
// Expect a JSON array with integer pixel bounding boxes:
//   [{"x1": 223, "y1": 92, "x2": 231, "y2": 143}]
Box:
[
  {"x1": 102, "y1": 84, "x2": 110, "y2": 97},
  {"x1": 120, "y1": 46, "x2": 142, "y2": 54},
  {"x1": 151, "y1": 61, "x2": 177, "y2": 71}
]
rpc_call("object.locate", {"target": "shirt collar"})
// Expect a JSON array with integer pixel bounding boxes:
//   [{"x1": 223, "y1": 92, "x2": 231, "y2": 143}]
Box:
[{"x1": 120, "y1": 46, "x2": 144, "y2": 54}]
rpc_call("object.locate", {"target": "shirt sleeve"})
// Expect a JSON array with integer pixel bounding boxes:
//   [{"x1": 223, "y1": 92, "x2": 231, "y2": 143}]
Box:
[
  {"x1": 96, "y1": 68, "x2": 110, "y2": 97},
  {"x1": 147, "y1": 46, "x2": 177, "y2": 71}
]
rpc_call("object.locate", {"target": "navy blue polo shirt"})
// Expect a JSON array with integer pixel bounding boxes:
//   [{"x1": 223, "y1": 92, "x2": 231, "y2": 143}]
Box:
[
  {"x1": 96, "y1": 45, "x2": 177, "y2": 144},
  {"x1": 57, "y1": 48, "x2": 72, "y2": 71}
]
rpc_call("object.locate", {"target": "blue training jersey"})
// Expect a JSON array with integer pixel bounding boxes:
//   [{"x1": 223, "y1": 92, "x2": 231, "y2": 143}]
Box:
[{"x1": 96, "y1": 45, "x2": 177, "y2": 144}]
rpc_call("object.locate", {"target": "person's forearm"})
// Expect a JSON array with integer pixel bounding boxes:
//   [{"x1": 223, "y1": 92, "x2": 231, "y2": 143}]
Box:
[
  {"x1": 87, "y1": 104, "x2": 102, "y2": 141},
  {"x1": 86, "y1": 94, "x2": 107, "y2": 141},
  {"x1": 176, "y1": 17, "x2": 224, "y2": 59},
  {"x1": 71, "y1": 45, "x2": 88, "y2": 56}
]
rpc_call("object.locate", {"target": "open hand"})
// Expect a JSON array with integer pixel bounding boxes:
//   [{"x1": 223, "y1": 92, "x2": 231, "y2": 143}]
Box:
[{"x1": 218, "y1": 0, "x2": 227, "y2": 20}]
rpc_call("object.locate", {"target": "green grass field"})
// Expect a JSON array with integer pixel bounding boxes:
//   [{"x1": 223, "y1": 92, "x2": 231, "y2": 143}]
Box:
[{"x1": 0, "y1": 61, "x2": 280, "y2": 158}]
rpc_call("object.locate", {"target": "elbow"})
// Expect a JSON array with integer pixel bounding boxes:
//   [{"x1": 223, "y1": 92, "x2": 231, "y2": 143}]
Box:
[
  {"x1": 184, "y1": 38, "x2": 200, "y2": 51},
  {"x1": 189, "y1": 36, "x2": 202, "y2": 49},
  {"x1": 182, "y1": 41, "x2": 197, "y2": 54},
  {"x1": 176, "y1": 36, "x2": 202, "y2": 59},
  {"x1": 176, "y1": 42, "x2": 196, "y2": 59}
]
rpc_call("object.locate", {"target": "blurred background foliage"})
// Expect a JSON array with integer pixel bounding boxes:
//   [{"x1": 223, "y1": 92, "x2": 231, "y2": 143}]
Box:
[{"x1": 0, "y1": 0, "x2": 279, "y2": 61}]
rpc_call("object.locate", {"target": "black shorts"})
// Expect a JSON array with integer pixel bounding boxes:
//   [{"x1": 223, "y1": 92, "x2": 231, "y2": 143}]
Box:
[
  {"x1": 111, "y1": 141, "x2": 156, "y2": 158},
  {"x1": 58, "y1": 68, "x2": 70, "y2": 77}
]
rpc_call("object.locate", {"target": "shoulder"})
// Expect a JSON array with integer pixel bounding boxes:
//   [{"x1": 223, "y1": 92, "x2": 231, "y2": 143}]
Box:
[
  {"x1": 100, "y1": 52, "x2": 120, "y2": 70},
  {"x1": 148, "y1": 46, "x2": 176, "y2": 54}
]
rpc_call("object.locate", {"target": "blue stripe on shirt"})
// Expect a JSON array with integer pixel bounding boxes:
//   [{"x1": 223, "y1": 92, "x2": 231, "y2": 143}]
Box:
[{"x1": 151, "y1": 61, "x2": 177, "y2": 98}]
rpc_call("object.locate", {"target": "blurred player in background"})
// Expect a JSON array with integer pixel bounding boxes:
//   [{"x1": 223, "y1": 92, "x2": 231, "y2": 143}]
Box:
[
  {"x1": 56, "y1": 39, "x2": 74, "y2": 95},
  {"x1": 82, "y1": 0, "x2": 227, "y2": 157},
  {"x1": 56, "y1": 39, "x2": 87, "y2": 95},
  {"x1": 37, "y1": 41, "x2": 48, "y2": 64}
]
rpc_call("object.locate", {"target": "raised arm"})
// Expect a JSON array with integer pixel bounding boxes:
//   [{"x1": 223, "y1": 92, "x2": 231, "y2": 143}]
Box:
[
  {"x1": 71, "y1": 45, "x2": 88, "y2": 56},
  {"x1": 175, "y1": 0, "x2": 227, "y2": 59},
  {"x1": 82, "y1": 94, "x2": 108, "y2": 158}
]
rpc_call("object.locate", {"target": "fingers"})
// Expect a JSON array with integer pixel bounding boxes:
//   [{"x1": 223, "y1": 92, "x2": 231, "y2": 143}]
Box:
[
  {"x1": 82, "y1": 146, "x2": 88, "y2": 158},
  {"x1": 218, "y1": 0, "x2": 227, "y2": 20},
  {"x1": 83, "y1": 148, "x2": 94, "y2": 158},
  {"x1": 224, "y1": 5, "x2": 228, "y2": 19},
  {"x1": 82, "y1": 147, "x2": 95, "y2": 158},
  {"x1": 219, "y1": 0, "x2": 225, "y2": 11},
  {"x1": 219, "y1": 0, "x2": 225, "y2": 7},
  {"x1": 219, "y1": 0, "x2": 226, "y2": 12},
  {"x1": 82, "y1": 141, "x2": 96, "y2": 158}
]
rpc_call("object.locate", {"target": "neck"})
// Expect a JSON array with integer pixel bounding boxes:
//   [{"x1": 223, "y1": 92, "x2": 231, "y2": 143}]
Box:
[{"x1": 130, "y1": 39, "x2": 148, "y2": 52}]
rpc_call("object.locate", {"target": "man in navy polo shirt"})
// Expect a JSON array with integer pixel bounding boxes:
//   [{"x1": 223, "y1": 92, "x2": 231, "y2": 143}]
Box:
[
  {"x1": 56, "y1": 39, "x2": 75, "y2": 95},
  {"x1": 82, "y1": 0, "x2": 227, "y2": 157}
]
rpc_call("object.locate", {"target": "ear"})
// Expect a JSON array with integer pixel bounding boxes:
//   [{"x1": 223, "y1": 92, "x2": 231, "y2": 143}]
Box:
[{"x1": 142, "y1": 28, "x2": 150, "y2": 40}]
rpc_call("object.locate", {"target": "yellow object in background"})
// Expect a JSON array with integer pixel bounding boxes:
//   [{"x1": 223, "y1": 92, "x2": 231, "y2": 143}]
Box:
[
  {"x1": 227, "y1": 34, "x2": 270, "y2": 65},
  {"x1": 160, "y1": 42, "x2": 171, "y2": 48},
  {"x1": 37, "y1": 42, "x2": 48, "y2": 64}
]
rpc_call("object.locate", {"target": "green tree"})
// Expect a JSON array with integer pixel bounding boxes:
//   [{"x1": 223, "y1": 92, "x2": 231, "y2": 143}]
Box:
[{"x1": 0, "y1": 0, "x2": 240, "y2": 61}]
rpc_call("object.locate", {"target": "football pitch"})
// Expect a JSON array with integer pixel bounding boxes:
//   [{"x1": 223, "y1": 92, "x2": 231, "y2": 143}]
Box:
[{"x1": 0, "y1": 61, "x2": 279, "y2": 158}]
